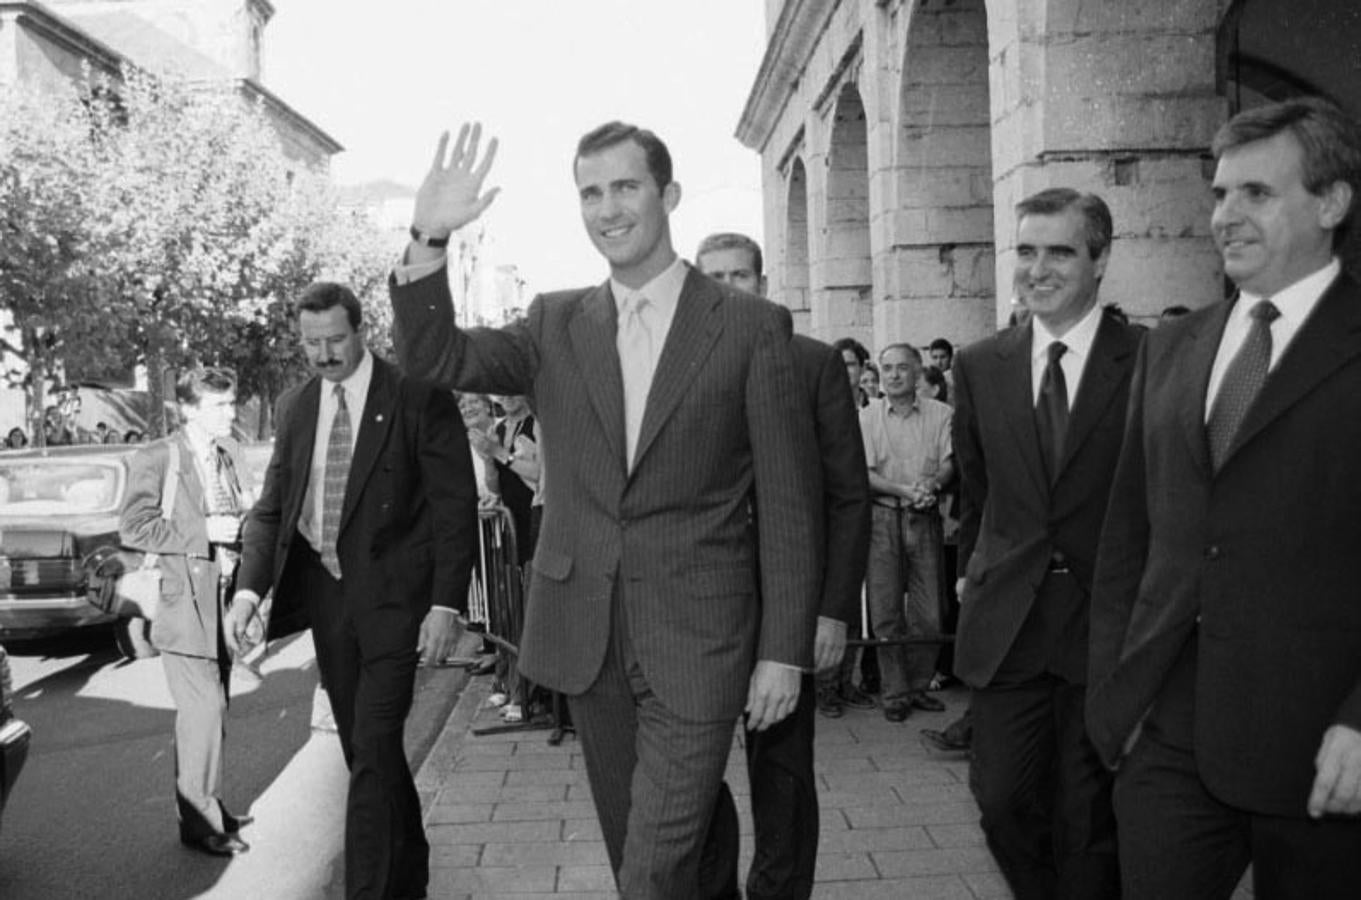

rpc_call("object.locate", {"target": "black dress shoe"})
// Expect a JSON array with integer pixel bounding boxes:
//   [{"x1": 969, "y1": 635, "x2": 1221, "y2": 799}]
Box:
[
  {"x1": 921, "y1": 727, "x2": 971, "y2": 752},
  {"x1": 218, "y1": 801, "x2": 254, "y2": 832},
  {"x1": 181, "y1": 831, "x2": 251, "y2": 856},
  {"x1": 223, "y1": 812, "x2": 254, "y2": 832},
  {"x1": 883, "y1": 702, "x2": 911, "y2": 723},
  {"x1": 909, "y1": 690, "x2": 946, "y2": 713}
]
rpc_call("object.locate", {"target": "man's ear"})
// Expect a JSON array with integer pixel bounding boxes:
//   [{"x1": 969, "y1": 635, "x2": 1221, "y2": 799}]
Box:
[
  {"x1": 1318, "y1": 180, "x2": 1353, "y2": 231},
  {"x1": 662, "y1": 180, "x2": 681, "y2": 214}
]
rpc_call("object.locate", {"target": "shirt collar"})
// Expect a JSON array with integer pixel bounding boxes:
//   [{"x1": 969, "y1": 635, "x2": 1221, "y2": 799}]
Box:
[
  {"x1": 1234, "y1": 257, "x2": 1340, "y2": 330},
  {"x1": 1032, "y1": 300, "x2": 1104, "y2": 364},
  {"x1": 883, "y1": 394, "x2": 918, "y2": 418},
  {"x1": 328, "y1": 348, "x2": 374, "y2": 404},
  {"x1": 611, "y1": 255, "x2": 687, "y2": 318}
]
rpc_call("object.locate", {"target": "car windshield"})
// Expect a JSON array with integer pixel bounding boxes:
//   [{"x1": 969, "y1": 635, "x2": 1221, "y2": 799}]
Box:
[{"x1": 0, "y1": 459, "x2": 124, "y2": 515}]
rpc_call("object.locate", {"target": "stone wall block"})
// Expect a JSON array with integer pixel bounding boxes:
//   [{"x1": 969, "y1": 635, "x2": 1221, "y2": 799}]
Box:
[{"x1": 899, "y1": 83, "x2": 991, "y2": 126}]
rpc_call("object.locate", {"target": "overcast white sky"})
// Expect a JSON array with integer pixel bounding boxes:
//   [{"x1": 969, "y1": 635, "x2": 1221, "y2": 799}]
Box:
[{"x1": 266, "y1": 0, "x2": 769, "y2": 296}]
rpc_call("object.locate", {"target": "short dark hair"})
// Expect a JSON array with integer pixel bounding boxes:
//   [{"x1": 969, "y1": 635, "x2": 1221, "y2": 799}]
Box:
[
  {"x1": 695, "y1": 232, "x2": 764, "y2": 279},
  {"x1": 921, "y1": 364, "x2": 949, "y2": 403},
  {"x1": 296, "y1": 281, "x2": 363, "y2": 331},
  {"x1": 928, "y1": 338, "x2": 953, "y2": 358},
  {"x1": 833, "y1": 337, "x2": 870, "y2": 366},
  {"x1": 1016, "y1": 188, "x2": 1114, "y2": 261},
  {"x1": 175, "y1": 366, "x2": 236, "y2": 407},
  {"x1": 575, "y1": 121, "x2": 673, "y2": 191},
  {"x1": 1212, "y1": 96, "x2": 1361, "y2": 245}
]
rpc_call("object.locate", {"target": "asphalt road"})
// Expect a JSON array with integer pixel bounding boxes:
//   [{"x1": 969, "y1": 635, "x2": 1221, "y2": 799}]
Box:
[{"x1": 0, "y1": 626, "x2": 469, "y2": 900}]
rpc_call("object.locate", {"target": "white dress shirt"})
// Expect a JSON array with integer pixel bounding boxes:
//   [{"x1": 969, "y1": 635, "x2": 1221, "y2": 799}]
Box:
[
  {"x1": 1204, "y1": 258, "x2": 1340, "y2": 420},
  {"x1": 298, "y1": 349, "x2": 373, "y2": 553},
  {"x1": 1030, "y1": 300, "x2": 1105, "y2": 409}
]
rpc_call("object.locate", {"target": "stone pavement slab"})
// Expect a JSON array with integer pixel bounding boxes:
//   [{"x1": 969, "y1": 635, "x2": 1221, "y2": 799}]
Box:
[
  {"x1": 416, "y1": 678, "x2": 1007, "y2": 898},
  {"x1": 416, "y1": 678, "x2": 1254, "y2": 899}
]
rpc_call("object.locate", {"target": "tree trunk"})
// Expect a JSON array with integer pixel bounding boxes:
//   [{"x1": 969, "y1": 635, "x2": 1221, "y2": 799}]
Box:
[{"x1": 146, "y1": 350, "x2": 168, "y2": 438}]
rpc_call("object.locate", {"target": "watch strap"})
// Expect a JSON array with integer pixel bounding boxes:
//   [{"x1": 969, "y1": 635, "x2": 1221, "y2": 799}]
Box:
[{"x1": 409, "y1": 225, "x2": 451, "y2": 248}]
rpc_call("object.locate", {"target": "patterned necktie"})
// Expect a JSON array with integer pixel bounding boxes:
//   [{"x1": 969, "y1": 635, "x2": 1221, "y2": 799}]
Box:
[
  {"x1": 1207, "y1": 299, "x2": 1280, "y2": 470},
  {"x1": 1035, "y1": 340, "x2": 1069, "y2": 481},
  {"x1": 619, "y1": 293, "x2": 654, "y2": 469},
  {"x1": 320, "y1": 384, "x2": 352, "y2": 579},
  {"x1": 206, "y1": 445, "x2": 237, "y2": 515}
]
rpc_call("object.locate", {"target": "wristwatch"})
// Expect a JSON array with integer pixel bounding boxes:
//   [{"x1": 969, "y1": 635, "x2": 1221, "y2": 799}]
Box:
[{"x1": 409, "y1": 225, "x2": 451, "y2": 248}]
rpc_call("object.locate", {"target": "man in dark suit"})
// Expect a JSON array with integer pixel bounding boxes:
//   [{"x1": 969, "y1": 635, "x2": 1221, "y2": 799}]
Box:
[
  {"x1": 694, "y1": 232, "x2": 870, "y2": 900},
  {"x1": 223, "y1": 283, "x2": 478, "y2": 900},
  {"x1": 952, "y1": 188, "x2": 1139, "y2": 899},
  {"x1": 388, "y1": 122, "x2": 821, "y2": 899},
  {"x1": 1087, "y1": 97, "x2": 1361, "y2": 899}
]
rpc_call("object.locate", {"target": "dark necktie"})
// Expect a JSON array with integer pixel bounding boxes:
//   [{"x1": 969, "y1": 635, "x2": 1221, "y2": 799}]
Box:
[
  {"x1": 1207, "y1": 299, "x2": 1280, "y2": 469},
  {"x1": 320, "y1": 384, "x2": 352, "y2": 579},
  {"x1": 1035, "y1": 340, "x2": 1069, "y2": 481}
]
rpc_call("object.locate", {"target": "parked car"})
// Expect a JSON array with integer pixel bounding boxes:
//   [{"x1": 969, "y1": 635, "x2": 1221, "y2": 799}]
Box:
[
  {"x1": 0, "y1": 642, "x2": 32, "y2": 837},
  {"x1": 0, "y1": 440, "x2": 271, "y2": 659},
  {"x1": 0, "y1": 445, "x2": 140, "y2": 650}
]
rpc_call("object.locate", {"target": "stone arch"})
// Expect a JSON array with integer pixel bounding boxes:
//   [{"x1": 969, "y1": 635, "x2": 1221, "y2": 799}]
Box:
[
  {"x1": 785, "y1": 157, "x2": 811, "y2": 329},
  {"x1": 817, "y1": 83, "x2": 873, "y2": 344},
  {"x1": 890, "y1": 0, "x2": 995, "y2": 347}
]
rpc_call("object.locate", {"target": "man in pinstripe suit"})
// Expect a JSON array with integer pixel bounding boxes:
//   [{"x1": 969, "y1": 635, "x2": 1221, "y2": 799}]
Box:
[{"x1": 389, "y1": 122, "x2": 823, "y2": 899}]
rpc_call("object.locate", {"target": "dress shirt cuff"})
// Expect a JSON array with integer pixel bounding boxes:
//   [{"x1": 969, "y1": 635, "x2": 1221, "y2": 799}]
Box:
[
  {"x1": 232, "y1": 589, "x2": 261, "y2": 610},
  {"x1": 391, "y1": 248, "x2": 448, "y2": 286},
  {"x1": 762, "y1": 659, "x2": 808, "y2": 675},
  {"x1": 818, "y1": 616, "x2": 848, "y2": 636},
  {"x1": 429, "y1": 604, "x2": 458, "y2": 616}
]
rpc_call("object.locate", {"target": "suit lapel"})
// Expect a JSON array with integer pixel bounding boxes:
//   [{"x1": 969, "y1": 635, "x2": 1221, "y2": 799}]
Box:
[
  {"x1": 1055, "y1": 316, "x2": 1133, "y2": 477},
  {"x1": 996, "y1": 324, "x2": 1049, "y2": 498},
  {"x1": 342, "y1": 357, "x2": 398, "y2": 531},
  {"x1": 287, "y1": 379, "x2": 321, "y2": 529},
  {"x1": 568, "y1": 281, "x2": 628, "y2": 472},
  {"x1": 1222, "y1": 272, "x2": 1361, "y2": 467},
  {"x1": 631, "y1": 268, "x2": 723, "y2": 473},
  {"x1": 172, "y1": 433, "x2": 205, "y2": 514},
  {"x1": 1177, "y1": 302, "x2": 1230, "y2": 478}
]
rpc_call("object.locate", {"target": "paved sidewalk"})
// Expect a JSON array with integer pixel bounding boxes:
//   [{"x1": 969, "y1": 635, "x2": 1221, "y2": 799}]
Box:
[{"x1": 415, "y1": 678, "x2": 1006, "y2": 899}]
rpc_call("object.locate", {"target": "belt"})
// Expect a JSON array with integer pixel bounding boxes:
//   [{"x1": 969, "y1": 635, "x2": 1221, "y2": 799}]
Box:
[{"x1": 872, "y1": 498, "x2": 939, "y2": 515}]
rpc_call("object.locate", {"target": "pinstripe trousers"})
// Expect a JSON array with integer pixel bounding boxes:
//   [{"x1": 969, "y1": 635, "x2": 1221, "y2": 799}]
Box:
[{"x1": 568, "y1": 585, "x2": 738, "y2": 900}]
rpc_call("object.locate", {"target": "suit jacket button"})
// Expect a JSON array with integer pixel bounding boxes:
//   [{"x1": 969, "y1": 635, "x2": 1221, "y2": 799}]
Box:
[{"x1": 1204, "y1": 545, "x2": 1220, "y2": 560}]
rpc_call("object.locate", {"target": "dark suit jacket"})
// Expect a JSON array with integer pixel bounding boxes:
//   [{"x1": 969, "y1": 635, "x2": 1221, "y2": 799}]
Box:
[
  {"x1": 952, "y1": 312, "x2": 1141, "y2": 688},
  {"x1": 121, "y1": 434, "x2": 251, "y2": 658},
  {"x1": 236, "y1": 356, "x2": 477, "y2": 641},
  {"x1": 792, "y1": 334, "x2": 870, "y2": 625},
  {"x1": 390, "y1": 266, "x2": 823, "y2": 722},
  {"x1": 1087, "y1": 273, "x2": 1361, "y2": 816}
]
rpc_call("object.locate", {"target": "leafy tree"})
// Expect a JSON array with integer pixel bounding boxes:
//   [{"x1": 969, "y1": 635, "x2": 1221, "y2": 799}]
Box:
[{"x1": 1, "y1": 68, "x2": 401, "y2": 439}]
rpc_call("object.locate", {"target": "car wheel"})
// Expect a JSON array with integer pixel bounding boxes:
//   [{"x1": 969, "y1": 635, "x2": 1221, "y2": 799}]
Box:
[{"x1": 115, "y1": 617, "x2": 159, "y2": 660}]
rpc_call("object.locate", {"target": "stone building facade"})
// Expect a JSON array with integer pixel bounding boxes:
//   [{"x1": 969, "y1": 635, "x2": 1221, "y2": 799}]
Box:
[
  {"x1": 739, "y1": 0, "x2": 1361, "y2": 350},
  {"x1": 0, "y1": 0, "x2": 340, "y2": 168}
]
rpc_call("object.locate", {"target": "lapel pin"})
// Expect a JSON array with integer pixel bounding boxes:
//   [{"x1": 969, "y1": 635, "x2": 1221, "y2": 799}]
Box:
[{"x1": 375, "y1": 414, "x2": 384, "y2": 422}]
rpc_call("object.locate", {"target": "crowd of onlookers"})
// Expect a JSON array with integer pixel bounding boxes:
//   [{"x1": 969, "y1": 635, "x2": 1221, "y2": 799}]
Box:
[{"x1": 3, "y1": 407, "x2": 146, "y2": 450}]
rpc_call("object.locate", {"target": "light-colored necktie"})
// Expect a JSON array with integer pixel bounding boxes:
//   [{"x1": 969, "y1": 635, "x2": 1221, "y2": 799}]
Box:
[
  {"x1": 320, "y1": 384, "x2": 352, "y2": 579},
  {"x1": 1207, "y1": 299, "x2": 1280, "y2": 470},
  {"x1": 619, "y1": 293, "x2": 654, "y2": 469}
]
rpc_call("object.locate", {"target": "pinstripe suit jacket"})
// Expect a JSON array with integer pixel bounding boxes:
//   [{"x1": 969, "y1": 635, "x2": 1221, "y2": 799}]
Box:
[{"x1": 390, "y1": 265, "x2": 823, "y2": 721}]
